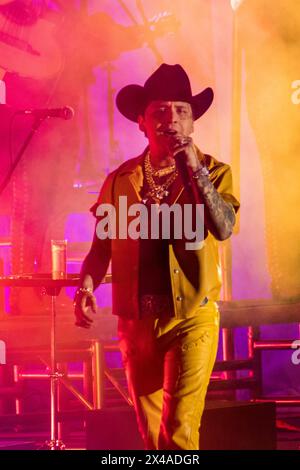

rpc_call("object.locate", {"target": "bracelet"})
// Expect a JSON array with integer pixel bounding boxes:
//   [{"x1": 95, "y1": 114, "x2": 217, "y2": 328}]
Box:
[
  {"x1": 191, "y1": 166, "x2": 210, "y2": 179},
  {"x1": 73, "y1": 287, "x2": 94, "y2": 307},
  {"x1": 75, "y1": 287, "x2": 94, "y2": 296}
]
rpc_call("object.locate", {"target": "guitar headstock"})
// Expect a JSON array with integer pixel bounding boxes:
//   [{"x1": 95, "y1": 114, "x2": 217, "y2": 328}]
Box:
[{"x1": 147, "y1": 11, "x2": 180, "y2": 38}]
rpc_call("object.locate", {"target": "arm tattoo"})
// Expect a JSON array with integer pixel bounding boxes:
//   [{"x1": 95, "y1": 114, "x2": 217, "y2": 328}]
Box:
[{"x1": 193, "y1": 175, "x2": 236, "y2": 240}]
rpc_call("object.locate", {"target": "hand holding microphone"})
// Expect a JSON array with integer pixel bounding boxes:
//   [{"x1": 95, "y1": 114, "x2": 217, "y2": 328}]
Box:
[
  {"x1": 167, "y1": 133, "x2": 209, "y2": 190},
  {"x1": 167, "y1": 133, "x2": 202, "y2": 179}
]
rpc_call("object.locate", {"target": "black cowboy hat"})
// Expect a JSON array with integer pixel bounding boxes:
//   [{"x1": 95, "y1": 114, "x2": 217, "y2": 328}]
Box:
[{"x1": 116, "y1": 63, "x2": 214, "y2": 122}]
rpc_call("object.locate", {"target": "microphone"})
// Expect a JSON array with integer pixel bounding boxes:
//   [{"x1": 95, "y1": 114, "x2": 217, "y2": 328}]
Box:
[
  {"x1": 174, "y1": 151, "x2": 191, "y2": 187},
  {"x1": 18, "y1": 106, "x2": 74, "y2": 120}
]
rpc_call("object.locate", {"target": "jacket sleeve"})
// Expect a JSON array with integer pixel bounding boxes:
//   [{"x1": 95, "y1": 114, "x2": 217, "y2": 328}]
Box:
[
  {"x1": 210, "y1": 163, "x2": 240, "y2": 214},
  {"x1": 80, "y1": 170, "x2": 117, "y2": 289}
]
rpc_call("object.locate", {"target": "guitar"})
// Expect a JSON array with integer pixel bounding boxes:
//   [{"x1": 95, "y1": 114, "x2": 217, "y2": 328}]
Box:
[
  {"x1": 0, "y1": 0, "x2": 62, "y2": 80},
  {"x1": 73, "y1": 10, "x2": 180, "y2": 67}
]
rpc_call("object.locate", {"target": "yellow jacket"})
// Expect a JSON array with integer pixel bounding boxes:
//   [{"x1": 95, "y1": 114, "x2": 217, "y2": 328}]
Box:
[{"x1": 90, "y1": 148, "x2": 240, "y2": 319}]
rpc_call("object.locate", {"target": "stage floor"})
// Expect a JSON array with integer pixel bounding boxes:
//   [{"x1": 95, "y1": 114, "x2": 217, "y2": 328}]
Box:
[{"x1": 0, "y1": 407, "x2": 299, "y2": 451}]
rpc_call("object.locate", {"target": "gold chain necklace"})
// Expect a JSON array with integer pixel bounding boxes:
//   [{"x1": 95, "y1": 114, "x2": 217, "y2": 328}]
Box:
[
  {"x1": 143, "y1": 152, "x2": 178, "y2": 204},
  {"x1": 152, "y1": 163, "x2": 176, "y2": 177}
]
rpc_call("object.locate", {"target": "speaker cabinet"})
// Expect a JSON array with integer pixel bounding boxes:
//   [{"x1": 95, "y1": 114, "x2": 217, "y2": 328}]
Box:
[
  {"x1": 86, "y1": 401, "x2": 276, "y2": 450},
  {"x1": 200, "y1": 401, "x2": 276, "y2": 450}
]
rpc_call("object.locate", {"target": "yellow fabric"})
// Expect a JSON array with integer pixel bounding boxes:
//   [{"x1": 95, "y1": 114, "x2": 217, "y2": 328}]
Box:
[
  {"x1": 118, "y1": 301, "x2": 220, "y2": 450},
  {"x1": 91, "y1": 147, "x2": 240, "y2": 319}
]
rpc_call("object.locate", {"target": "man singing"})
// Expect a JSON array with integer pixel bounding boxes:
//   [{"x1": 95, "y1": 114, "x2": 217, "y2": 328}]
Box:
[{"x1": 74, "y1": 64, "x2": 240, "y2": 449}]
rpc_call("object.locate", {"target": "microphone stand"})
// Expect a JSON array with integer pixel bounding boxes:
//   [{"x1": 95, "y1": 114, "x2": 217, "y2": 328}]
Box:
[{"x1": 0, "y1": 115, "x2": 46, "y2": 197}]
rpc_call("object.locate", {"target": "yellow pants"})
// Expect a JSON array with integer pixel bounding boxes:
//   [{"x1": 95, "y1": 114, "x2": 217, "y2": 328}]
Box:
[{"x1": 118, "y1": 301, "x2": 220, "y2": 450}]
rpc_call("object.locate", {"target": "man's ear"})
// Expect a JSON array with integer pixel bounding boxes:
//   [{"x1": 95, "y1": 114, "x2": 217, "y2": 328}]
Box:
[
  {"x1": 138, "y1": 115, "x2": 147, "y2": 137},
  {"x1": 189, "y1": 120, "x2": 195, "y2": 135}
]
